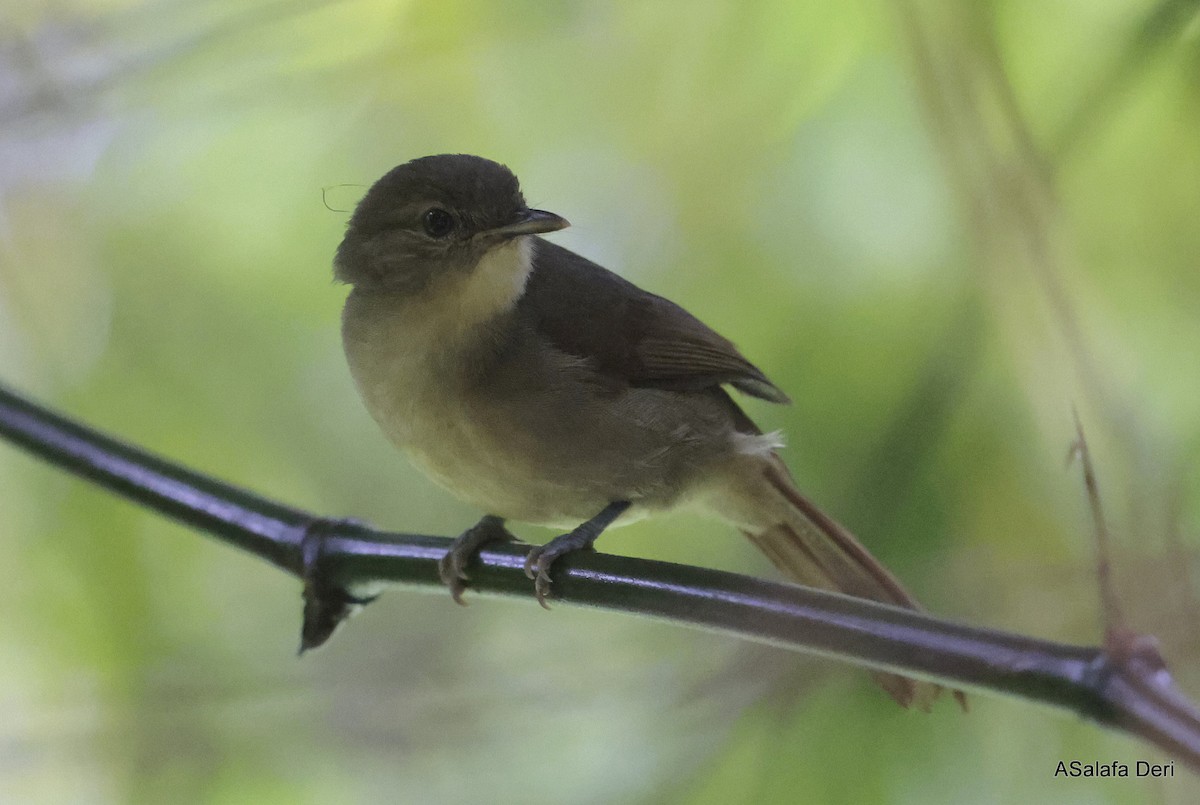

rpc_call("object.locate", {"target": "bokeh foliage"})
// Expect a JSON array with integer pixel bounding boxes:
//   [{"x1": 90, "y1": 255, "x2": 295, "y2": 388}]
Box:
[{"x1": 1, "y1": 0, "x2": 1198, "y2": 802}]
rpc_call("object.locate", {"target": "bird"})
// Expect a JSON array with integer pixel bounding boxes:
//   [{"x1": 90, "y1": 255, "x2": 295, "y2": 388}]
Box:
[{"x1": 334, "y1": 154, "x2": 944, "y2": 709}]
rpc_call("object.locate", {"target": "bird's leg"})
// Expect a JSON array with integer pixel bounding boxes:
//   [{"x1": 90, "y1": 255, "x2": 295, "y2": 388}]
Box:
[
  {"x1": 524, "y1": 501, "x2": 631, "y2": 608},
  {"x1": 439, "y1": 514, "x2": 517, "y2": 605},
  {"x1": 298, "y1": 516, "x2": 379, "y2": 653}
]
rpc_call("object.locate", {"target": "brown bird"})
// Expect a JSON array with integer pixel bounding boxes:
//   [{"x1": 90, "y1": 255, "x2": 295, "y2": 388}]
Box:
[{"x1": 335, "y1": 154, "x2": 943, "y2": 709}]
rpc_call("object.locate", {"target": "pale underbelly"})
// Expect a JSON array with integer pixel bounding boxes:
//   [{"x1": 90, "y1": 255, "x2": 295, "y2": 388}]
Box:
[
  {"x1": 364, "y1": 377, "x2": 734, "y2": 528},
  {"x1": 392, "y1": 401, "x2": 656, "y2": 527}
]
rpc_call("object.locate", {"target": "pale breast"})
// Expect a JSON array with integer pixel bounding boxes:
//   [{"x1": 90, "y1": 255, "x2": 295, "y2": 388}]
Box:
[
  {"x1": 340, "y1": 238, "x2": 594, "y2": 521},
  {"x1": 341, "y1": 237, "x2": 531, "y2": 443},
  {"x1": 343, "y1": 299, "x2": 604, "y2": 522}
]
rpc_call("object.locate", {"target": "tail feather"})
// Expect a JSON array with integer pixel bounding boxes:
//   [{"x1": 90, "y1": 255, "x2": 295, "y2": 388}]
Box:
[
  {"x1": 760, "y1": 459, "x2": 922, "y2": 610},
  {"x1": 720, "y1": 455, "x2": 953, "y2": 711}
]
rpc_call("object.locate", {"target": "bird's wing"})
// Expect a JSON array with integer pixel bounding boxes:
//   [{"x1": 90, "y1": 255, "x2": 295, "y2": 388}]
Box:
[{"x1": 520, "y1": 239, "x2": 790, "y2": 404}]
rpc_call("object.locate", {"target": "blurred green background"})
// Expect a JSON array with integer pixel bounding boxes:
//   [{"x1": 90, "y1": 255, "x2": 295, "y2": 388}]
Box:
[{"x1": 2, "y1": 0, "x2": 1199, "y2": 802}]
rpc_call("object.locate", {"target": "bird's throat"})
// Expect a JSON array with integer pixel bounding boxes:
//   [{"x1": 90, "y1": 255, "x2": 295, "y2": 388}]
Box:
[
  {"x1": 453, "y1": 235, "x2": 534, "y2": 330},
  {"x1": 342, "y1": 236, "x2": 534, "y2": 387}
]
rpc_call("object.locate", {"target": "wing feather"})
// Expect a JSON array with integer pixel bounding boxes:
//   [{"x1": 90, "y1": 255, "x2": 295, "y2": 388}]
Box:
[{"x1": 519, "y1": 239, "x2": 789, "y2": 404}]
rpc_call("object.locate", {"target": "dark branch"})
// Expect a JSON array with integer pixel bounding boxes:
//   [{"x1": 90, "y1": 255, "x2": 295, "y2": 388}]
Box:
[{"x1": 3, "y1": 381, "x2": 1200, "y2": 770}]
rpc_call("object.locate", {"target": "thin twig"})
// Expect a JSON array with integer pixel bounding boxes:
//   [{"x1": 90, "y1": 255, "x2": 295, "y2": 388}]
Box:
[
  {"x1": 3, "y1": 381, "x2": 1200, "y2": 770},
  {"x1": 1069, "y1": 408, "x2": 1127, "y2": 636}
]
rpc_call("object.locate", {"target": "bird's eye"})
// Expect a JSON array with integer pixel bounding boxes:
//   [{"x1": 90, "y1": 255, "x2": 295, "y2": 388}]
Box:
[{"x1": 422, "y1": 207, "x2": 454, "y2": 238}]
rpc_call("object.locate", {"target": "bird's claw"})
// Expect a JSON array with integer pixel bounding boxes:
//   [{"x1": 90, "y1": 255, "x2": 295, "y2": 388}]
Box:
[
  {"x1": 439, "y1": 515, "x2": 515, "y2": 605},
  {"x1": 523, "y1": 546, "x2": 557, "y2": 609},
  {"x1": 437, "y1": 550, "x2": 472, "y2": 606}
]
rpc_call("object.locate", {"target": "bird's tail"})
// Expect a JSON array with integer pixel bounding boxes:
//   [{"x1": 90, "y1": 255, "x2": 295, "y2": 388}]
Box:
[{"x1": 709, "y1": 453, "x2": 948, "y2": 711}]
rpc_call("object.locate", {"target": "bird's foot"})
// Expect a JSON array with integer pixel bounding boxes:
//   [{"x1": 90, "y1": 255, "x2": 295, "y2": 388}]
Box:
[
  {"x1": 298, "y1": 516, "x2": 379, "y2": 653},
  {"x1": 522, "y1": 526, "x2": 601, "y2": 610},
  {"x1": 439, "y1": 515, "x2": 516, "y2": 605},
  {"x1": 522, "y1": 501, "x2": 630, "y2": 608}
]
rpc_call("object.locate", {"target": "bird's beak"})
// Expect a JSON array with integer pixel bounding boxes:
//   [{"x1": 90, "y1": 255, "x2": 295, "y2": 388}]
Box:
[{"x1": 484, "y1": 208, "x2": 570, "y2": 240}]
